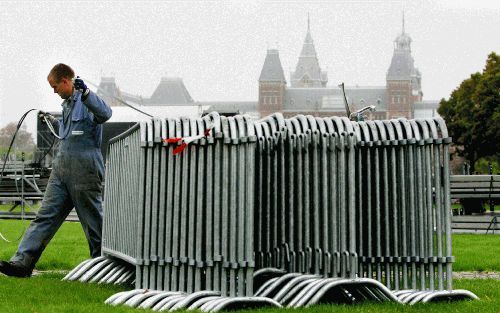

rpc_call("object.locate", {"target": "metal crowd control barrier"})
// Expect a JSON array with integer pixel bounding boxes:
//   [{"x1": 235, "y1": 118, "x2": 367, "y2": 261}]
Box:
[{"x1": 64, "y1": 113, "x2": 478, "y2": 311}]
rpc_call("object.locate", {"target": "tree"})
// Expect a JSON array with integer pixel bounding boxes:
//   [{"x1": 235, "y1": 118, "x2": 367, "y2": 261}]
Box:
[
  {"x1": 438, "y1": 52, "x2": 500, "y2": 172},
  {"x1": 0, "y1": 122, "x2": 36, "y2": 160}
]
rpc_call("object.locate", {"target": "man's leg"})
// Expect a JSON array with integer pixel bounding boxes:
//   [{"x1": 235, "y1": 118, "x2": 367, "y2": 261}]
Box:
[
  {"x1": 0, "y1": 174, "x2": 73, "y2": 277},
  {"x1": 72, "y1": 182, "x2": 103, "y2": 258}
]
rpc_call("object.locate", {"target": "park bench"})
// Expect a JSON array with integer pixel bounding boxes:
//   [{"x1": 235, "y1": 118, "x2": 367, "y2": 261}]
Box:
[
  {"x1": 450, "y1": 174, "x2": 500, "y2": 200},
  {"x1": 450, "y1": 175, "x2": 499, "y2": 233},
  {"x1": 450, "y1": 175, "x2": 499, "y2": 213},
  {"x1": 451, "y1": 214, "x2": 499, "y2": 234}
]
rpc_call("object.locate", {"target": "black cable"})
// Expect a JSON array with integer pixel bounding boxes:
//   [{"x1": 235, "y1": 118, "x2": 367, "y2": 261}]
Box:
[
  {"x1": 35, "y1": 135, "x2": 56, "y2": 166},
  {"x1": 83, "y1": 78, "x2": 154, "y2": 118},
  {"x1": 0, "y1": 109, "x2": 36, "y2": 243},
  {"x1": 0, "y1": 109, "x2": 37, "y2": 184}
]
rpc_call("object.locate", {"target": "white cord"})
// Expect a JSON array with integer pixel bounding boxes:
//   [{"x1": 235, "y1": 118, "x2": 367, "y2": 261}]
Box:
[{"x1": 43, "y1": 115, "x2": 63, "y2": 139}]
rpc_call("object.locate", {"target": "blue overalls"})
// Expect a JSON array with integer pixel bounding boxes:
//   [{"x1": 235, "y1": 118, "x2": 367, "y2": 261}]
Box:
[{"x1": 11, "y1": 90, "x2": 112, "y2": 269}]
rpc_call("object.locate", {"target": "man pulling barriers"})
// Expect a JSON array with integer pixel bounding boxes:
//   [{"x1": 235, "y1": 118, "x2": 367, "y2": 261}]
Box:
[{"x1": 0, "y1": 63, "x2": 112, "y2": 277}]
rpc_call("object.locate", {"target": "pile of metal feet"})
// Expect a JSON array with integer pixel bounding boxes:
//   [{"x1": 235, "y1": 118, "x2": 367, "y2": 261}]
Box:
[{"x1": 63, "y1": 112, "x2": 478, "y2": 311}]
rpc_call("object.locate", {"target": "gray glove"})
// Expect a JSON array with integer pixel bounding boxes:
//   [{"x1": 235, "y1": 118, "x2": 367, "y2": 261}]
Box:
[{"x1": 38, "y1": 110, "x2": 56, "y2": 124}]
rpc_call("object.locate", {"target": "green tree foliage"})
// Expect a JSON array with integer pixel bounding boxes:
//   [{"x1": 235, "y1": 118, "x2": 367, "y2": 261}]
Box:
[{"x1": 438, "y1": 52, "x2": 500, "y2": 172}]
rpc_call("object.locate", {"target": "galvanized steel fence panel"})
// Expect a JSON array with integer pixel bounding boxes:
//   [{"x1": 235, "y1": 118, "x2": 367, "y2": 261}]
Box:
[{"x1": 101, "y1": 113, "x2": 458, "y2": 297}]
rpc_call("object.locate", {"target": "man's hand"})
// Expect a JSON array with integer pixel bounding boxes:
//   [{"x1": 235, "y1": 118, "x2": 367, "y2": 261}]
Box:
[
  {"x1": 73, "y1": 76, "x2": 88, "y2": 92},
  {"x1": 38, "y1": 110, "x2": 55, "y2": 124},
  {"x1": 73, "y1": 76, "x2": 90, "y2": 100}
]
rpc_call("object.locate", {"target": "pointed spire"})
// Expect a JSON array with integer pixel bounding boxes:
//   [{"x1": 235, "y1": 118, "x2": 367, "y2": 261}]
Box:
[
  {"x1": 307, "y1": 12, "x2": 310, "y2": 32},
  {"x1": 387, "y1": 13, "x2": 416, "y2": 81},
  {"x1": 290, "y1": 15, "x2": 327, "y2": 88},
  {"x1": 301, "y1": 14, "x2": 316, "y2": 56},
  {"x1": 402, "y1": 11, "x2": 405, "y2": 34}
]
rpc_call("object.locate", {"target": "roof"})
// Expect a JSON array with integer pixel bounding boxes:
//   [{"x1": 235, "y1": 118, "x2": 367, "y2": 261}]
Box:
[
  {"x1": 284, "y1": 86, "x2": 387, "y2": 112},
  {"x1": 386, "y1": 20, "x2": 419, "y2": 81},
  {"x1": 96, "y1": 76, "x2": 195, "y2": 106},
  {"x1": 259, "y1": 49, "x2": 286, "y2": 82},
  {"x1": 386, "y1": 50, "x2": 417, "y2": 80},
  {"x1": 199, "y1": 101, "x2": 258, "y2": 113},
  {"x1": 146, "y1": 77, "x2": 194, "y2": 105}
]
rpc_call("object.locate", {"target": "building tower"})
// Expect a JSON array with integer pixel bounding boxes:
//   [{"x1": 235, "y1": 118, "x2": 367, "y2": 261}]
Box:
[
  {"x1": 386, "y1": 14, "x2": 422, "y2": 119},
  {"x1": 97, "y1": 77, "x2": 123, "y2": 107},
  {"x1": 290, "y1": 16, "x2": 328, "y2": 88},
  {"x1": 258, "y1": 49, "x2": 287, "y2": 117}
]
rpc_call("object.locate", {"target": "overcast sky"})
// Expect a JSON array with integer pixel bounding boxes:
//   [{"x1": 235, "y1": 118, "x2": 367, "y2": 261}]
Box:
[{"x1": 0, "y1": 0, "x2": 498, "y2": 134}]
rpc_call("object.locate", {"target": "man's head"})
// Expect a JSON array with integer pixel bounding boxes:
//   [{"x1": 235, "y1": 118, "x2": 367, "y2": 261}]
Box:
[{"x1": 47, "y1": 63, "x2": 75, "y2": 99}]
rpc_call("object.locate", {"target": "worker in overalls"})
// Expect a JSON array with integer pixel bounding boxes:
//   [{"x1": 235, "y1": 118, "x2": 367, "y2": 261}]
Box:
[{"x1": 0, "y1": 63, "x2": 112, "y2": 277}]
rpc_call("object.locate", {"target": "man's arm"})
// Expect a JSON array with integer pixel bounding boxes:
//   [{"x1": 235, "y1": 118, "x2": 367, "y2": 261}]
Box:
[
  {"x1": 74, "y1": 76, "x2": 112, "y2": 124},
  {"x1": 82, "y1": 90, "x2": 113, "y2": 124}
]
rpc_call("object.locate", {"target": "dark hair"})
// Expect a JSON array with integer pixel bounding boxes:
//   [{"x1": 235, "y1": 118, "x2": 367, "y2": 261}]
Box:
[{"x1": 48, "y1": 63, "x2": 75, "y2": 82}]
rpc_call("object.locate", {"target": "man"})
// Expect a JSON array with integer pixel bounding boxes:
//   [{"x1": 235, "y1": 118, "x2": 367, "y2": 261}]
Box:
[{"x1": 0, "y1": 63, "x2": 112, "y2": 277}]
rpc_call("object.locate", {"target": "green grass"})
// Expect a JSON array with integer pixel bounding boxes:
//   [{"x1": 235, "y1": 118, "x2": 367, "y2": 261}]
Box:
[
  {"x1": 1, "y1": 220, "x2": 498, "y2": 273},
  {"x1": 0, "y1": 275, "x2": 497, "y2": 313},
  {"x1": 0, "y1": 203, "x2": 42, "y2": 214},
  {"x1": 0, "y1": 220, "x2": 89, "y2": 270},
  {"x1": 0, "y1": 273, "x2": 136, "y2": 313},
  {"x1": 235, "y1": 279, "x2": 500, "y2": 313},
  {"x1": 453, "y1": 234, "x2": 500, "y2": 272},
  {"x1": 0, "y1": 220, "x2": 498, "y2": 312}
]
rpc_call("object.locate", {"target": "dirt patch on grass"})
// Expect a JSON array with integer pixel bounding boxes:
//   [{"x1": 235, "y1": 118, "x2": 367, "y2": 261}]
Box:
[{"x1": 454, "y1": 271, "x2": 500, "y2": 280}]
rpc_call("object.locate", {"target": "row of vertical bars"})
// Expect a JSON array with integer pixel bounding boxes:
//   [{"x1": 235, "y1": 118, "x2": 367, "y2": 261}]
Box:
[
  {"x1": 253, "y1": 114, "x2": 454, "y2": 292},
  {"x1": 102, "y1": 112, "x2": 454, "y2": 297},
  {"x1": 103, "y1": 112, "x2": 257, "y2": 297}
]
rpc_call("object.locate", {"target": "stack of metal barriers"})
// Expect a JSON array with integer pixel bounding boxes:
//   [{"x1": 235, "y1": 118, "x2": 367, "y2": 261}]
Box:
[{"x1": 64, "y1": 112, "x2": 477, "y2": 311}]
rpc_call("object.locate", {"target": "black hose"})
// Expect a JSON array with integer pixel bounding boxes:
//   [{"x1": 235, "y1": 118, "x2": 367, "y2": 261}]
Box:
[
  {"x1": 0, "y1": 109, "x2": 37, "y2": 184},
  {"x1": 35, "y1": 135, "x2": 56, "y2": 166}
]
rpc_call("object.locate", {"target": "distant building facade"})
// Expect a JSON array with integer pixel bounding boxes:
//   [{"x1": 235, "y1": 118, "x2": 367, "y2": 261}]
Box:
[
  {"x1": 95, "y1": 16, "x2": 440, "y2": 121},
  {"x1": 97, "y1": 76, "x2": 194, "y2": 107},
  {"x1": 258, "y1": 17, "x2": 437, "y2": 120}
]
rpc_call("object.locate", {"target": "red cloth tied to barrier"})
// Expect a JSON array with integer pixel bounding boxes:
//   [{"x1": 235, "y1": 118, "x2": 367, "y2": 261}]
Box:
[{"x1": 163, "y1": 128, "x2": 212, "y2": 155}]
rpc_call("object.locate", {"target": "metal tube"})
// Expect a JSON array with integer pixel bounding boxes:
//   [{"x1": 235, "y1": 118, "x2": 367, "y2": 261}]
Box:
[
  {"x1": 311, "y1": 130, "x2": 321, "y2": 274},
  {"x1": 366, "y1": 121, "x2": 382, "y2": 282},
  {"x1": 347, "y1": 132, "x2": 357, "y2": 278},
  {"x1": 244, "y1": 115, "x2": 256, "y2": 296},
  {"x1": 375, "y1": 120, "x2": 390, "y2": 287}
]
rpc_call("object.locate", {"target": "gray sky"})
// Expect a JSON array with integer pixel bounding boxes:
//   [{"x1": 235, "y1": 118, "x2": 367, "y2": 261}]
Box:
[{"x1": 0, "y1": 0, "x2": 498, "y2": 134}]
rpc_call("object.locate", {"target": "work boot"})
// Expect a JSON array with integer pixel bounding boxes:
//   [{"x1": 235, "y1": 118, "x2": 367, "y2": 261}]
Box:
[{"x1": 0, "y1": 261, "x2": 32, "y2": 278}]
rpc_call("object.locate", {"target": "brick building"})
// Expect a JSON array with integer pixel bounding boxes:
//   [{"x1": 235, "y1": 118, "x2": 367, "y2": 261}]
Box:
[{"x1": 258, "y1": 17, "x2": 429, "y2": 120}]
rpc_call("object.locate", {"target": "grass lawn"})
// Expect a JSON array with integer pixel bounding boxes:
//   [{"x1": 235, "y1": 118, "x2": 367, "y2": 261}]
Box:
[
  {"x1": 453, "y1": 234, "x2": 500, "y2": 272},
  {"x1": 0, "y1": 275, "x2": 498, "y2": 313},
  {"x1": 0, "y1": 220, "x2": 89, "y2": 270},
  {"x1": 0, "y1": 203, "x2": 41, "y2": 214},
  {"x1": 0, "y1": 220, "x2": 499, "y2": 312}
]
